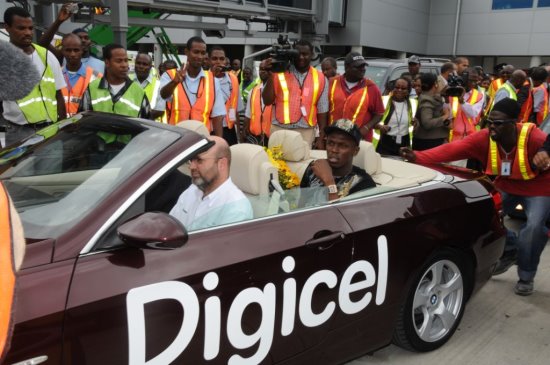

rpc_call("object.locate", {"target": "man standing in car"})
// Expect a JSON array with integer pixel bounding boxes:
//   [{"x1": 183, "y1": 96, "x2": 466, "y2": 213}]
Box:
[
  {"x1": 262, "y1": 39, "x2": 329, "y2": 149},
  {"x1": 401, "y1": 98, "x2": 550, "y2": 296}
]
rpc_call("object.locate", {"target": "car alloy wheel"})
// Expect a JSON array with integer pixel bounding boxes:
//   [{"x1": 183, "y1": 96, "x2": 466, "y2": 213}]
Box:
[{"x1": 393, "y1": 249, "x2": 472, "y2": 352}]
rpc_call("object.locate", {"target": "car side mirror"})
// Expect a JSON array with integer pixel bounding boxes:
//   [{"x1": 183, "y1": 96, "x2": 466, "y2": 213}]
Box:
[{"x1": 117, "y1": 212, "x2": 188, "y2": 250}]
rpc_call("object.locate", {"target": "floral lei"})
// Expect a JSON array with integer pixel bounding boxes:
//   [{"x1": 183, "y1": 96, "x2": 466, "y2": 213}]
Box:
[{"x1": 264, "y1": 145, "x2": 301, "y2": 189}]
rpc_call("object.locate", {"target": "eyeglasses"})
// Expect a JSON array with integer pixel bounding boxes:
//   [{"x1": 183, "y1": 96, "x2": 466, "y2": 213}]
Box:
[
  {"x1": 485, "y1": 119, "x2": 516, "y2": 126},
  {"x1": 186, "y1": 156, "x2": 222, "y2": 166}
]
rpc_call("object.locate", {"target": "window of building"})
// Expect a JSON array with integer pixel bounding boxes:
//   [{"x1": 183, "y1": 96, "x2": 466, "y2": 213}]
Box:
[
  {"x1": 492, "y1": 0, "x2": 534, "y2": 9},
  {"x1": 538, "y1": 0, "x2": 550, "y2": 6},
  {"x1": 268, "y1": 0, "x2": 312, "y2": 10}
]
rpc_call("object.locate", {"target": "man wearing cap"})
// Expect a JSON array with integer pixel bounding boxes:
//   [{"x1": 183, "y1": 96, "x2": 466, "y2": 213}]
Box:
[
  {"x1": 300, "y1": 119, "x2": 376, "y2": 201},
  {"x1": 262, "y1": 39, "x2": 329, "y2": 149},
  {"x1": 400, "y1": 98, "x2": 550, "y2": 296},
  {"x1": 406, "y1": 55, "x2": 421, "y2": 97},
  {"x1": 328, "y1": 52, "x2": 385, "y2": 143}
]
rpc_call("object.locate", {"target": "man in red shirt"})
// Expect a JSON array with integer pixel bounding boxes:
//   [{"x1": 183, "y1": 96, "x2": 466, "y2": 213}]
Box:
[
  {"x1": 400, "y1": 98, "x2": 550, "y2": 296},
  {"x1": 328, "y1": 52, "x2": 385, "y2": 142}
]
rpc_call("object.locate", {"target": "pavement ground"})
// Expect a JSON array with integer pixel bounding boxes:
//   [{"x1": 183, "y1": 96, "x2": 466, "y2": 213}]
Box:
[{"x1": 349, "y1": 218, "x2": 550, "y2": 365}]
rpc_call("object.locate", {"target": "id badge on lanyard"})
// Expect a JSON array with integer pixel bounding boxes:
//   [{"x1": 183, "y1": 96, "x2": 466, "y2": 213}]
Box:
[{"x1": 501, "y1": 160, "x2": 511, "y2": 176}]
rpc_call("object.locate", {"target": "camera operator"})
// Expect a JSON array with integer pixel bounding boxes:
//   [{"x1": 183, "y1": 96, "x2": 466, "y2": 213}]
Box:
[
  {"x1": 447, "y1": 68, "x2": 484, "y2": 143},
  {"x1": 262, "y1": 39, "x2": 329, "y2": 149},
  {"x1": 209, "y1": 46, "x2": 244, "y2": 145}
]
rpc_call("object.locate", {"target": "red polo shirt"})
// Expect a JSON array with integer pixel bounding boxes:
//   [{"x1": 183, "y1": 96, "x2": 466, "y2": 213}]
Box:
[{"x1": 415, "y1": 126, "x2": 550, "y2": 196}]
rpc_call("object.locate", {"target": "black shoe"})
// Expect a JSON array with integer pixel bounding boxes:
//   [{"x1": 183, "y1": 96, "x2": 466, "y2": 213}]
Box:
[
  {"x1": 493, "y1": 250, "x2": 517, "y2": 275},
  {"x1": 514, "y1": 280, "x2": 534, "y2": 296}
]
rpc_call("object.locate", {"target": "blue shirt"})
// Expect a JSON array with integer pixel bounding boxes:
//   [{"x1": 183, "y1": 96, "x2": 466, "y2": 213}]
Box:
[{"x1": 63, "y1": 63, "x2": 88, "y2": 89}]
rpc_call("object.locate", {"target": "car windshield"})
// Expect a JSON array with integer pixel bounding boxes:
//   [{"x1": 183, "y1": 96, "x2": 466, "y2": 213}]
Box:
[
  {"x1": 0, "y1": 114, "x2": 180, "y2": 240},
  {"x1": 364, "y1": 66, "x2": 389, "y2": 91}
]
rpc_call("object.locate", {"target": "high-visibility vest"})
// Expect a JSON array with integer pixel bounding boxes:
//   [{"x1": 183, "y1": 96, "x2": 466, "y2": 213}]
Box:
[
  {"x1": 372, "y1": 95, "x2": 417, "y2": 146},
  {"x1": 488, "y1": 82, "x2": 517, "y2": 115},
  {"x1": 488, "y1": 78, "x2": 503, "y2": 99},
  {"x1": 249, "y1": 84, "x2": 272, "y2": 137},
  {"x1": 0, "y1": 183, "x2": 16, "y2": 361},
  {"x1": 16, "y1": 44, "x2": 58, "y2": 123},
  {"x1": 449, "y1": 89, "x2": 483, "y2": 142},
  {"x1": 88, "y1": 78, "x2": 145, "y2": 117},
  {"x1": 62, "y1": 66, "x2": 101, "y2": 117},
  {"x1": 241, "y1": 78, "x2": 260, "y2": 104},
  {"x1": 274, "y1": 66, "x2": 326, "y2": 126},
  {"x1": 224, "y1": 72, "x2": 240, "y2": 129},
  {"x1": 486, "y1": 123, "x2": 537, "y2": 180},
  {"x1": 518, "y1": 79, "x2": 533, "y2": 123},
  {"x1": 142, "y1": 77, "x2": 161, "y2": 110},
  {"x1": 167, "y1": 69, "x2": 215, "y2": 129},
  {"x1": 329, "y1": 76, "x2": 371, "y2": 126},
  {"x1": 533, "y1": 84, "x2": 549, "y2": 125}
]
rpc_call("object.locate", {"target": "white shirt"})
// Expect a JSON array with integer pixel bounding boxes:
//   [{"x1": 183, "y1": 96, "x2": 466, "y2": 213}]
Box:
[
  {"x1": 387, "y1": 100, "x2": 410, "y2": 137},
  {"x1": 3, "y1": 46, "x2": 66, "y2": 124},
  {"x1": 169, "y1": 177, "x2": 253, "y2": 231}
]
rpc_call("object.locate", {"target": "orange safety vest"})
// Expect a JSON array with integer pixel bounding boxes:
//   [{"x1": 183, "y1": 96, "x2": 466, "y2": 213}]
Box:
[
  {"x1": 486, "y1": 123, "x2": 538, "y2": 180},
  {"x1": 167, "y1": 69, "x2": 216, "y2": 129},
  {"x1": 329, "y1": 76, "x2": 370, "y2": 127},
  {"x1": 488, "y1": 78, "x2": 503, "y2": 99},
  {"x1": 518, "y1": 79, "x2": 533, "y2": 123},
  {"x1": 449, "y1": 89, "x2": 483, "y2": 142},
  {"x1": 533, "y1": 84, "x2": 549, "y2": 126},
  {"x1": 273, "y1": 66, "x2": 326, "y2": 126},
  {"x1": 224, "y1": 72, "x2": 240, "y2": 129},
  {"x1": 0, "y1": 183, "x2": 16, "y2": 361},
  {"x1": 249, "y1": 84, "x2": 272, "y2": 137},
  {"x1": 62, "y1": 66, "x2": 101, "y2": 117}
]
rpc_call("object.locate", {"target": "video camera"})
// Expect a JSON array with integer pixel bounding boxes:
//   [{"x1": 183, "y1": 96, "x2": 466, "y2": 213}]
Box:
[
  {"x1": 270, "y1": 35, "x2": 299, "y2": 73},
  {"x1": 445, "y1": 72, "x2": 468, "y2": 97}
]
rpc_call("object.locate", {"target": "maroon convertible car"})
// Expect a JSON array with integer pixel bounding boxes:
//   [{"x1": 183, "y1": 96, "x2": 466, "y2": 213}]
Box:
[{"x1": 1, "y1": 112, "x2": 504, "y2": 365}]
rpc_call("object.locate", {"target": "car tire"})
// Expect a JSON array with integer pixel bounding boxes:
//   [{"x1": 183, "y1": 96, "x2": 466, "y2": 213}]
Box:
[{"x1": 393, "y1": 248, "x2": 473, "y2": 352}]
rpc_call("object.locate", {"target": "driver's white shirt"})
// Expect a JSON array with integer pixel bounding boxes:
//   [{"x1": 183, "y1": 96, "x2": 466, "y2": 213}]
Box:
[{"x1": 169, "y1": 177, "x2": 253, "y2": 231}]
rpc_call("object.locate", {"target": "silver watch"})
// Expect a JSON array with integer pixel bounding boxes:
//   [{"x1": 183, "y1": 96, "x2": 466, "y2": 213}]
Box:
[{"x1": 327, "y1": 184, "x2": 338, "y2": 194}]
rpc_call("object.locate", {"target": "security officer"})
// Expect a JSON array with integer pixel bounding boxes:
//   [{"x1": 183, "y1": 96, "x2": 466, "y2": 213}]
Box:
[
  {"x1": 2, "y1": 7, "x2": 67, "y2": 145},
  {"x1": 79, "y1": 44, "x2": 150, "y2": 118}
]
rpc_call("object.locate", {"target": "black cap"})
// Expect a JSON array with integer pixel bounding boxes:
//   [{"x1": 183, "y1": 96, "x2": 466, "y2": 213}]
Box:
[
  {"x1": 325, "y1": 119, "x2": 362, "y2": 145},
  {"x1": 492, "y1": 98, "x2": 520, "y2": 119},
  {"x1": 344, "y1": 52, "x2": 368, "y2": 67}
]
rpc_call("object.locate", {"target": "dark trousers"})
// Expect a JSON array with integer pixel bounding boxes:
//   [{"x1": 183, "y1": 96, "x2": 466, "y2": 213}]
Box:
[
  {"x1": 223, "y1": 126, "x2": 238, "y2": 146},
  {"x1": 376, "y1": 134, "x2": 410, "y2": 156},
  {"x1": 412, "y1": 137, "x2": 446, "y2": 151}
]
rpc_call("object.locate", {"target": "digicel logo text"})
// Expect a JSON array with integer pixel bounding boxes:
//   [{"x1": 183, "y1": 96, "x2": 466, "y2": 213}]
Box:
[{"x1": 127, "y1": 235, "x2": 389, "y2": 365}]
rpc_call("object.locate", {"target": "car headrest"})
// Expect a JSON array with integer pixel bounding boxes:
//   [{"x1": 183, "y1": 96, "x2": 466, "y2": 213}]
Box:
[
  {"x1": 354, "y1": 140, "x2": 382, "y2": 175},
  {"x1": 230, "y1": 144, "x2": 278, "y2": 195},
  {"x1": 268, "y1": 130, "x2": 310, "y2": 162},
  {"x1": 176, "y1": 120, "x2": 210, "y2": 137}
]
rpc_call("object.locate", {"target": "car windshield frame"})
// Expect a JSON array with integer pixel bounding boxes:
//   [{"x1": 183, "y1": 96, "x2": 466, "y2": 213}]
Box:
[{"x1": 0, "y1": 115, "x2": 181, "y2": 240}]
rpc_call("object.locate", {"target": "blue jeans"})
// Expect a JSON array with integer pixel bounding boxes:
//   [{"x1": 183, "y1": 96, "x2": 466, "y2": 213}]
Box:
[{"x1": 501, "y1": 192, "x2": 550, "y2": 282}]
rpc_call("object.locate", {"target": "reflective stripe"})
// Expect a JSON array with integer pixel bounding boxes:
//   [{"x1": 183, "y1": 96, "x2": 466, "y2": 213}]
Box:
[
  {"x1": 169, "y1": 70, "x2": 180, "y2": 124},
  {"x1": 329, "y1": 78, "x2": 338, "y2": 124},
  {"x1": 277, "y1": 73, "x2": 290, "y2": 124},
  {"x1": 118, "y1": 97, "x2": 141, "y2": 112},
  {"x1": 0, "y1": 184, "x2": 16, "y2": 360},
  {"x1": 90, "y1": 95, "x2": 113, "y2": 105},
  {"x1": 308, "y1": 68, "x2": 320, "y2": 126},
  {"x1": 203, "y1": 72, "x2": 211, "y2": 129},
  {"x1": 449, "y1": 97, "x2": 460, "y2": 142},
  {"x1": 518, "y1": 123, "x2": 535, "y2": 180},
  {"x1": 18, "y1": 97, "x2": 57, "y2": 107},
  {"x1": 488, "y1": 138, "x2": 499, "y2": 175},
  {"x1": 351, "y1": 87, "x2": 368, "y2": 123}
]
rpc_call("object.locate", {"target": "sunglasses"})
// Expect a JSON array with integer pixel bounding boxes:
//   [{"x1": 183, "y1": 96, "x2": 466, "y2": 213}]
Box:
[{"x1": 486, "y1": 119, "x2": 516, "y2": 126}]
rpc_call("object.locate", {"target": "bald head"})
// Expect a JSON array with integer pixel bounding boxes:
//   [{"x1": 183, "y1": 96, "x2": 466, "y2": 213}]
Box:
[
  {"x1": 208, "y1": 136, "x2": 231, "y2": 165},
  {"x1": 510, "y1": 69, "x2": 527, "y2": 88}
]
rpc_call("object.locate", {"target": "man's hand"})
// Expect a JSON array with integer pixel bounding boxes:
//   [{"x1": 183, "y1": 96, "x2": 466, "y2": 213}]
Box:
[
  {"x1": 377, "y1": 124, "x2": 391, "y2": 135},
  {"x1": 57, "y1": 3, "x2": 74, "y2": 23},
  {"x1": 311, "y1": 159, "x2": 335, "y2": 186},
  {"x1": 533, "y1": 150, "x2": 550, "y2": 171},
  {"x1": 172, "y1": 63, "x2": 188, "y2": 84},
  {"x1": 399, "y1": 147, "x2": 417, "y2": 162}
]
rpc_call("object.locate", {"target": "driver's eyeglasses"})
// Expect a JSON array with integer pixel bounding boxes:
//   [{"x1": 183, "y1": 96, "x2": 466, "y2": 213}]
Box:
[
  {"x1": 486, "y1": 119, "x2": 516, "y2": 126},
  {"x1": 186, "y1": 156, "x2": 222, "y2": 166}
]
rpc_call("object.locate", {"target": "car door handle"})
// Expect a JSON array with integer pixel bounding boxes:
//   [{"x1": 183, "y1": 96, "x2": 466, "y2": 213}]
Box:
[{"x1": 305, "y1": 231, "x2": 346, "y2": 250}]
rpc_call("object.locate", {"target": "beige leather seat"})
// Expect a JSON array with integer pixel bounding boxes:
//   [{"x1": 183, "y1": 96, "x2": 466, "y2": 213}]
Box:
[
  {"x1": 176, "y1": 120, "x2": 210, "y2": 137},
  {"x1": 268, "y1": 130, "x2": 312, "y2": 179}
]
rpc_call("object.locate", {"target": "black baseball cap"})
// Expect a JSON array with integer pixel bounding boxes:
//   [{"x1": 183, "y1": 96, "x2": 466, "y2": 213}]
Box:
[
  {"x1": 325, "y1": 119, "x2": 362, "y2": 145},
  {"x1": 344, "y1": 52, "x2": 368, "y2": 67}
]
